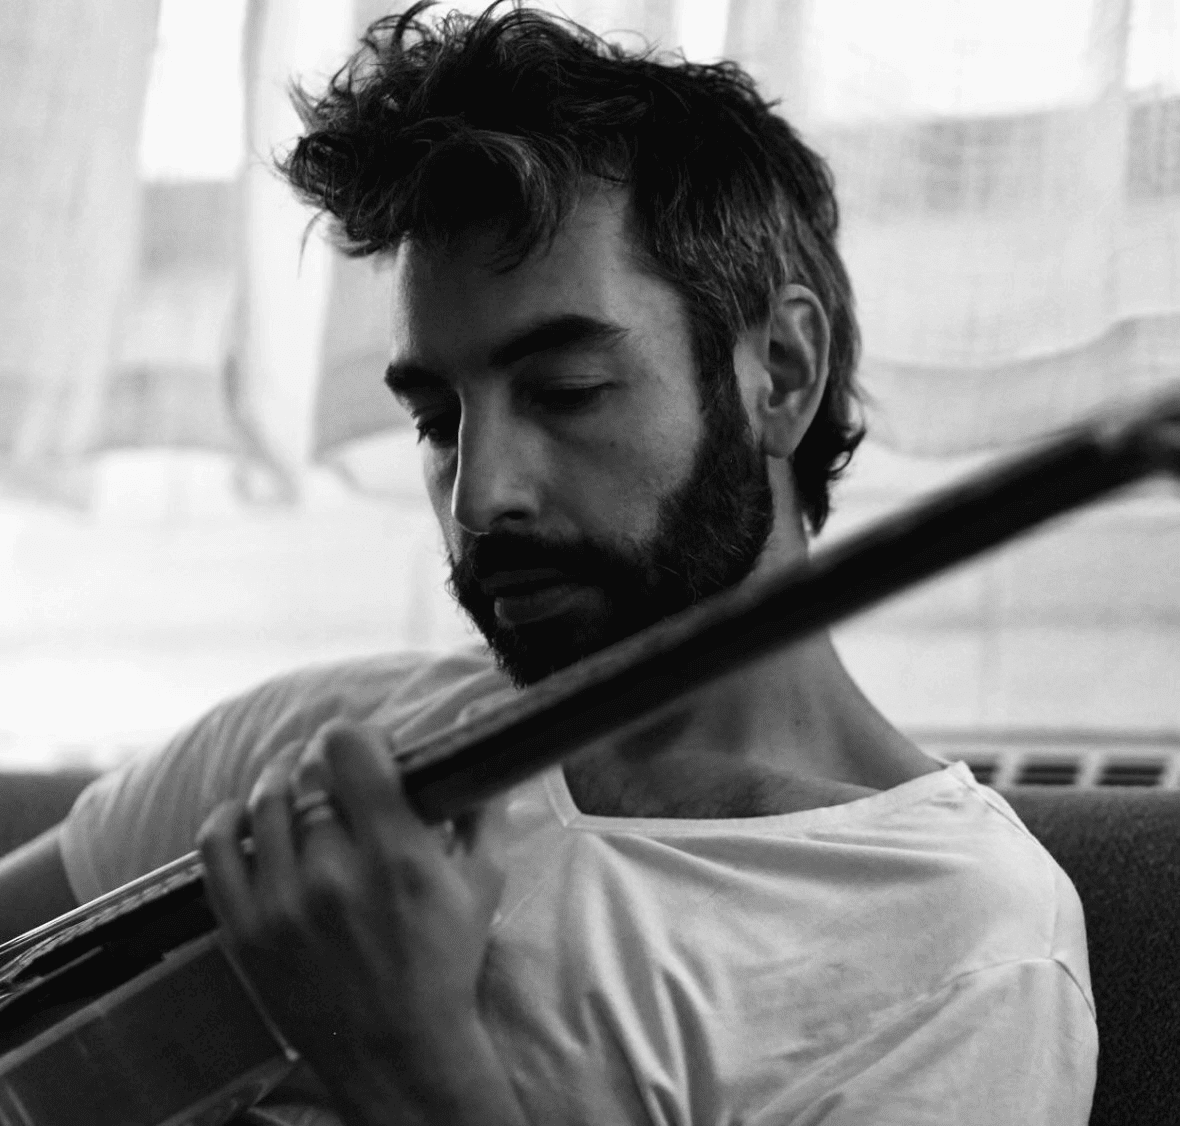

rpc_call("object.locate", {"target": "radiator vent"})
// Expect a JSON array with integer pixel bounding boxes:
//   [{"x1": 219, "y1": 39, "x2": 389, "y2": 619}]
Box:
[
  {"x1": 913, "y1": 731, "x2": 1180, "y2": 790},
  {"x1": 1094, "y1": 758, "x2": 1167, "y2": 787},
  {"x1": 1014, "y1": 758, "x2": 1080, "y2": 786},
  {"x1": 967, "y1": 760, "x2": 998, "y2": 787}
]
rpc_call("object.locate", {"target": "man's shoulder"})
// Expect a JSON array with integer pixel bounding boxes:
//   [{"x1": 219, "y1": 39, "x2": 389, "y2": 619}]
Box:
[
  {"x1": 222, "y1": 645, "x2": 511, "y2": 740},
  {"x1": 248, "y1": 645, "x2": 500, "y2": 701},
  {"x1": 886, "y1": 770, "x2": 1094, "y2": 1004}
]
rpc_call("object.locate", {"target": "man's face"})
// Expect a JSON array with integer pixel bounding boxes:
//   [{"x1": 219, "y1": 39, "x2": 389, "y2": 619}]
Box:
[{"x1": 387, "y1": 190, "x2": 773, "y2": 685}]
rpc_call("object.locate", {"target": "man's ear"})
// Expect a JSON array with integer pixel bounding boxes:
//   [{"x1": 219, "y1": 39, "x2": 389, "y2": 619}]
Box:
[{"x1": 749, "y1": 283, "x2": 830, "y2": 459}]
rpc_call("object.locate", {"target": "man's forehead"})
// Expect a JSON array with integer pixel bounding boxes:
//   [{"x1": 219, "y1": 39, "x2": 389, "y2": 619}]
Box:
[{"x1": 386, "y1": 189, "x2": 675, "y2": 370}]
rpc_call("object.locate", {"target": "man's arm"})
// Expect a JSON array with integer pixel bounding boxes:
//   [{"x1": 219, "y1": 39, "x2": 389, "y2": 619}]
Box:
[{"x1": 0, "y1": 826, "x2": 80, "y2": 944}]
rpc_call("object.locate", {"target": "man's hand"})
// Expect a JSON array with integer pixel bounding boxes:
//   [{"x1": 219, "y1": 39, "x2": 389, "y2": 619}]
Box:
[{"x1": 197, "y1": 721, "x2": 525, "y2": 1126}]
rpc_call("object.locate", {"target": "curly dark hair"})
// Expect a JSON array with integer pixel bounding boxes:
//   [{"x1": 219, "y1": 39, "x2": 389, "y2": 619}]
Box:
[{"x1": 279, "y1": 1, "x2": 864, "y2": 532}]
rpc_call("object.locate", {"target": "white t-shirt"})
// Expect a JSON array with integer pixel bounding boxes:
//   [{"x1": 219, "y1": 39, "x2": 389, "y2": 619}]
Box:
[{"x1": 60, "y1": 649, "x2": 1098, "y2": 1126}]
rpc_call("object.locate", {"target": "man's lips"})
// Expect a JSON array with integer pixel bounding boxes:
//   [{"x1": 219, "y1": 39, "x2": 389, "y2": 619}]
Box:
[
  {"x1": 478, "y1": 568, "x2": 572, "y2": 596},
  {"x1": 478, "y1": 569, "x2": 596, "y2": 626}
]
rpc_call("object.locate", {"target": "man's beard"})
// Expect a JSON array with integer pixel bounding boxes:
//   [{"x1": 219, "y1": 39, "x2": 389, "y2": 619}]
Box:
[{"x1": 447, "y1": 371, "x2": 775, "y2": 686}]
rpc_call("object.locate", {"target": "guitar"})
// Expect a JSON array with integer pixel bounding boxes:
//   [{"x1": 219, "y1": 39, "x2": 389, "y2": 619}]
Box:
[{"x1": 2, "y1": 389, "x2": 1177, "y2": 1126}]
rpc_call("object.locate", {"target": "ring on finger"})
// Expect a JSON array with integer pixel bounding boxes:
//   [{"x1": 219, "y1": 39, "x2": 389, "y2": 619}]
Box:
[{"x1": 291, "y1": 788, "x2": 336, "y2": 834}]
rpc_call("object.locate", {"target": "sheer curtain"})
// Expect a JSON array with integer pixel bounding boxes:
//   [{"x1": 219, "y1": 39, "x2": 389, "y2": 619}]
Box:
[
  {"x1": 743, "y1": 0, "x2": 1180, "y2": 451},
  {"x1": 0, "y1": 0, "x2": 159, "y2": 503},
  {"x1": 723, "y1": 0, "x2": 1180, "y2": 760},
  {"x1": 1, "y1": 0, "x2": 1177, "y2": 768}
]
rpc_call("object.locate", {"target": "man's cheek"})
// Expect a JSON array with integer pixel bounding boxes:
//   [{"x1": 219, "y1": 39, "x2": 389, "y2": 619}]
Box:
[
  {"x1": 437, "y1": 519, "x2": 469, "y2": 571},
  {"x1": 424, "y1": 458, "x2": 458, "y2": 528}
]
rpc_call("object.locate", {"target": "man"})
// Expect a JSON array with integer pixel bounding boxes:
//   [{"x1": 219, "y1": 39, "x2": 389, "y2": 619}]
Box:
[{"x1": 0, "y1": 4, "x2": 1096, "y2": 1123}]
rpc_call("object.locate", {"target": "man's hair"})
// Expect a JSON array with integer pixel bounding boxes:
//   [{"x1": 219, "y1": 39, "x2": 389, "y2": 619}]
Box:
[{"x1": 280, "y1": 1, "x2": 864, "y2": 532}]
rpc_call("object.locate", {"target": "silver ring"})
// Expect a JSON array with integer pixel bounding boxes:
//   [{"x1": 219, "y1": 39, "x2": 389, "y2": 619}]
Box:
[{"x1": 291, "y1": 788, "x2": 336, "y2": 832}]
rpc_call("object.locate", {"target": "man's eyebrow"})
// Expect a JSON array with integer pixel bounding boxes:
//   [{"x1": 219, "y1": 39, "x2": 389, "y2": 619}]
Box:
[
  {"x1": 486, "y1": 313, "x2": 628, "y2": 368},
  {"x1": 384, "y1": 313, "x2": 628, "y2": 395}
]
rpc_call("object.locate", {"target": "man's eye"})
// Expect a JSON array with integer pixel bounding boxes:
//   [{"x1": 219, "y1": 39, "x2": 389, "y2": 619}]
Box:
[
  {"x1": 534, "y1": 385, "x2": 609, "y2": 411},
  {"x1": 414, "y1": 408, "x2": 460, "y2": 445}
]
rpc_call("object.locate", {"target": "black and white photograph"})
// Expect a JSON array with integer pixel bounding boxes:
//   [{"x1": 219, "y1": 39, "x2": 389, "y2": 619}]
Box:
[{"x1": 1, "y1": 1, "x2": 1178, "y2": 1123}]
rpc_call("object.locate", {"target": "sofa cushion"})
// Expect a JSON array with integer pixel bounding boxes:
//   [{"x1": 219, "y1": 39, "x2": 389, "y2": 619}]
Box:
[{"x1": 0, "y1": 770, "x2": 99, "y2": 857}]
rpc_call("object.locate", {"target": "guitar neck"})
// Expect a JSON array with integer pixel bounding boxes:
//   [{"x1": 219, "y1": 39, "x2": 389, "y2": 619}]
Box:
[{"x1": 3, "y1": 387, "x2": 1178, "y2": 981}]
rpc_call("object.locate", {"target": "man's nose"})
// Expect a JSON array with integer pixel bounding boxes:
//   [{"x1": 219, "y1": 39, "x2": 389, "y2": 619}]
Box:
[{"x1": 450, "y1": 408, "x2": 542, "y2": 535}]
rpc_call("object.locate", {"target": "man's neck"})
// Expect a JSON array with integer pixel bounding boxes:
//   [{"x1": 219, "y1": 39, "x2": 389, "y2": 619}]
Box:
[{"x1": 562, "y1": 632, "x2": 941, "y2": 819}]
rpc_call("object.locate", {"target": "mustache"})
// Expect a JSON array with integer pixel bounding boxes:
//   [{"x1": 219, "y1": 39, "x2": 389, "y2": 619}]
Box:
[{"x1": 450, "y1": 530, "x2": 647, "y2": 593}]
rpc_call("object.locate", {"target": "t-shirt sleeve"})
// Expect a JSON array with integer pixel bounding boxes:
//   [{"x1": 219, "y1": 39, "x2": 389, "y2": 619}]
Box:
[
  {"x1": 785, "y1": 958, "x2": 1097, "y2": 1126},
  {"x1": 57, "y1": 653, "x2": 464, "y2": 903}
]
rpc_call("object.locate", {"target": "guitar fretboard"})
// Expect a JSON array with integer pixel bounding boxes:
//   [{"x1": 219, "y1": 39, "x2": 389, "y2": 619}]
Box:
[{"x1": 0, "y1": 853, "x2": 205, "y2": 995}]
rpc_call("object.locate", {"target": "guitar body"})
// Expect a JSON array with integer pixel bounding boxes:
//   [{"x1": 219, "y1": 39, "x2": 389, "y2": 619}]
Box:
[{"x1": 0, "y1": 934, "x2": 293, "y2": 1126}]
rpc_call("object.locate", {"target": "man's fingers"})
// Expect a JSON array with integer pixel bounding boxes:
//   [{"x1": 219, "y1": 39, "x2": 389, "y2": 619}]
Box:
[
  {"x1": 291, "y1": 732, "x2": 334, "y2": 800},
  {"x1": 319, "y1": 722, "x2": 423, "y2": 850},
  {"x1": 247, "y1": 760, "x2": 301, "y2": 916},
  {"x1": 311, "y1": 722, "x2": 508, "y2": 922},
  {"x1": 197, "y1": 800, "x2": 258, "y2": 937}
]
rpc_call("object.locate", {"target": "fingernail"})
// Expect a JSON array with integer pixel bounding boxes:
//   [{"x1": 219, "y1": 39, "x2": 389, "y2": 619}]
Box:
[{"x1": 248, "y1": 761, "x2": 282, "y2": 804}]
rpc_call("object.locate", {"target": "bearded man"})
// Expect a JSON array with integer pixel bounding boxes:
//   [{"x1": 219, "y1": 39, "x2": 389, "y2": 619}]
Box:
[{"x1": 0, "y1": 4, "x2": 1096, "y2": 1124}]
